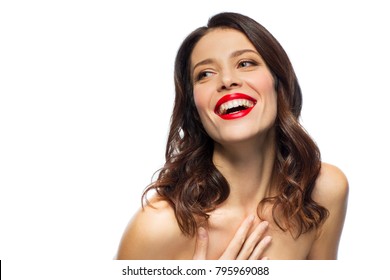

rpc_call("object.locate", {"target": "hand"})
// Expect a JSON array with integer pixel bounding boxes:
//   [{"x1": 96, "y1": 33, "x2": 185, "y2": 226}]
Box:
[{"x1": 193, "y1": 215, "x2": 272, "y2": 260}]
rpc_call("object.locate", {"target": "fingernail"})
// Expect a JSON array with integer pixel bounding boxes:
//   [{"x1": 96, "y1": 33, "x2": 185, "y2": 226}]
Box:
[
  {"x1": 198, "y1": 227, "x2": 207, "y2": 239},
  {"x1": 263, "y1": 236, "x2": 272, "y2": 243},
  {"x1": 248, "y1": 215, "x2": 255, "y2": 222},
  {"x1": 261, "y1": 221, "x2": 269, "y2": 227}
]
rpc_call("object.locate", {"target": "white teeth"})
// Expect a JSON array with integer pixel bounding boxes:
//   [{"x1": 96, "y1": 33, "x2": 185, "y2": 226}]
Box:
[{"x1": 218, "y1": 99, "x2": 255, "y2": 115}]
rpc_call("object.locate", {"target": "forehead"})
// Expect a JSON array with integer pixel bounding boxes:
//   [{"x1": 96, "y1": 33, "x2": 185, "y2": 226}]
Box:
[{"x1": 191, "y1": 28, "x2": 257, "y2": 64}]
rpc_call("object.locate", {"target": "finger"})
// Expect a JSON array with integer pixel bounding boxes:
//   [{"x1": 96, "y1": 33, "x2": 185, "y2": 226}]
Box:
[
  {"x1": 219, "y1": 215, "x2": 255, "y2": 260},
  {"x1": 249, "y1": 235, "x2": 272, "y2": 260},
  {"x1": 192, "y1": 227, "x2": 208, "y2": 260},
  {"x1": 236, "y1": 220, "x2": 269, "y2": 260}
]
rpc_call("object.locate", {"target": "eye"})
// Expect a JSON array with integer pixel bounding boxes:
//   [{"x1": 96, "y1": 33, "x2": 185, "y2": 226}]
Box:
[
  {"x1": 238, "y1": 60, "x2": 257, "y2": 68},
  {"x1": 196, "y1": 70, "x2": 214, "y2": 81}
]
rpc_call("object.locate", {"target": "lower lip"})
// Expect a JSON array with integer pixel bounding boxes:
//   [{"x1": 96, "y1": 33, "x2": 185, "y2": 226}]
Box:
[{"x1": 217, "y1": 106, "x2": 255, "y2": 120}]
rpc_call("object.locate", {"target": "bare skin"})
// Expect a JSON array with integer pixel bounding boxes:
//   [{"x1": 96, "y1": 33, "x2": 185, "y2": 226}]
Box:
[
  {"x1": 116, "y1": 163, "x2": 348, "y2": 260},
  {"x1": 116, "y1": 28, "x2": 348, "y2": 260}
]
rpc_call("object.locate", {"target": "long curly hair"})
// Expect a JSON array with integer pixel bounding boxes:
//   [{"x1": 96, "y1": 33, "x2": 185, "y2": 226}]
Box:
[{"x1": 143, "y1": 12, "x2": 328, "y2": 238}]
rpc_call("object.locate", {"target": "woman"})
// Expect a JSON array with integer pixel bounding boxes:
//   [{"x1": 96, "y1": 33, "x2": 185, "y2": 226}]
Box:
[{"x1": 116, "y1": 12, "x2": 348, "y2": 260}]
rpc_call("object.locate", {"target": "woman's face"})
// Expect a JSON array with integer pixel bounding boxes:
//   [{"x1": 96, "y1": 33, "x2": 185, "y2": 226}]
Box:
[{"x1": 190, "y1": 28, "x2": 277, "y2": 146}]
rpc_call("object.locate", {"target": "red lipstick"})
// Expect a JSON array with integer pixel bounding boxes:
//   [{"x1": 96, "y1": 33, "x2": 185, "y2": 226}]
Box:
[{"x1": 214, "y1": 93, "x2": 257, "y2": 120}]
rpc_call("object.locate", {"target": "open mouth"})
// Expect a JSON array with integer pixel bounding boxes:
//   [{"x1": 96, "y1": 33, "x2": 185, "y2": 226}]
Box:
[{"x1": 214, "y1": 93, "x2": 257, "y2": 120}]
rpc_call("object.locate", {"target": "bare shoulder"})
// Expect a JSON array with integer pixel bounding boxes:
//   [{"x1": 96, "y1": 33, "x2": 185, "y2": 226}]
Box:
[
  {"x1": 312, "y1": 162, "x2": 349, "y2": 206},
  {"x1": 116, "y1": 197, "x2": 194, "y2": 260},
  {"x1": 308, "y1": 162, "x2": 349, "y2": 259}
]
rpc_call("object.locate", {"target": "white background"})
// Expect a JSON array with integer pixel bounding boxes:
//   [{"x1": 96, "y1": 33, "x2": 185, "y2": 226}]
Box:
[{"x1": 1, "y1": 0, "x2": 389, "y2": 279}]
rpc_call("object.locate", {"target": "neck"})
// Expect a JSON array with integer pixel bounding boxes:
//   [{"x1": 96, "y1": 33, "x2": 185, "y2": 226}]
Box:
[{"x1": 212, "y1": 129, "x2": 276, "y2": 211}]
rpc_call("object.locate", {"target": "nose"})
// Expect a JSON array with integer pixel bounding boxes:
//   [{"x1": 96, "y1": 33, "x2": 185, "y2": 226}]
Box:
[{"x1": 217, "y1": 70, "x2": 242, "y2": 92}]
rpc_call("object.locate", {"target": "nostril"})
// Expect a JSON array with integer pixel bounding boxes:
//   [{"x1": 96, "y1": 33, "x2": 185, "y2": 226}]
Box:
[
  {"x1": 228, "y1": 82, "x2": 239, "y2": 88},
  {"x1": 220, "y1": 82, "x2": 239, "y2": 91}
]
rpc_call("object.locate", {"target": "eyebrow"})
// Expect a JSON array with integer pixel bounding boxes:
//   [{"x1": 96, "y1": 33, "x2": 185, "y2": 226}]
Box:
[{"x1": 192, "y1": 49, "x2": 260, "y2": 73}]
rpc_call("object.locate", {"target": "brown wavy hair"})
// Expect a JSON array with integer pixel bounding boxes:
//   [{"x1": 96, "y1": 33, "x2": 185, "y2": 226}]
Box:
[{"x1": 143, "y1": 12, "x2": 328, "y2": 238}]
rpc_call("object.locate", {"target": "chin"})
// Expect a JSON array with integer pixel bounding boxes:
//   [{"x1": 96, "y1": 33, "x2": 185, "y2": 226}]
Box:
[
  {"x1": 211, "y1": 123, "x2": 276, "y2": 147},
  {"x1": 213, "y1": 129, "x2": 262, "y2": 145}
]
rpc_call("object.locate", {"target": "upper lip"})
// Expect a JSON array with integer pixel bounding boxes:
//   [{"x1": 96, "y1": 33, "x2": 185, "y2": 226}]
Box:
[{"x1": 214, "y1": 93, "x2": 257, "y2": 115}]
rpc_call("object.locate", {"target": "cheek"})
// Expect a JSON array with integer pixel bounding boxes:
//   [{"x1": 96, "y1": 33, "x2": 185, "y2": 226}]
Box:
[
  {"x1": 249, "y1": 73, "x2": 277, "y2": 104},
  {"x1": 268, "y1": 92, "x2": 278, "y2": 119},
  {"x1": 248, "y1": 73, "x2": 278, "y2": 120},
  {"x1": 193, "y1": 86, "x2": 210, "y2": 115},
  {"x1": 247, "y1": 71, "x2": 275, "y2": 94}
]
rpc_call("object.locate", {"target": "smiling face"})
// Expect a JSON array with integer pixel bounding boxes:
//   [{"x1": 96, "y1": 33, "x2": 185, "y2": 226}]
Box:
[{"x1": 191, "y1": 28, "x2": 277, "y2": 146}]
